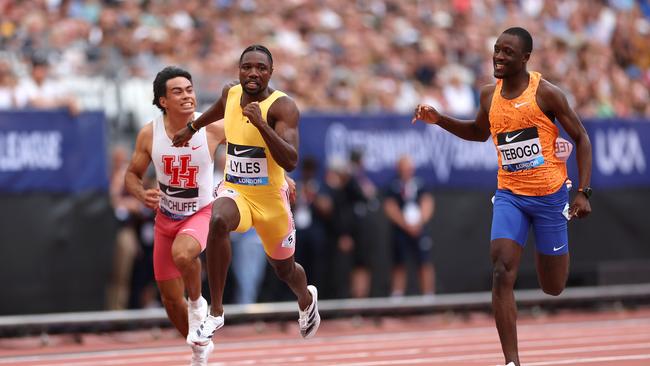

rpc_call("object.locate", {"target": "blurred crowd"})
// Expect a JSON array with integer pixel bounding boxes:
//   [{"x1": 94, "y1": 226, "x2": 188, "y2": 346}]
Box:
[{"x1": 1, "y1": 0, "x2": 650, "y2": 128}]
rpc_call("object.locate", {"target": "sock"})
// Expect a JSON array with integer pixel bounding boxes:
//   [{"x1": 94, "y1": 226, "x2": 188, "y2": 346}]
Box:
[{"x1": 188, "y1": 296, "x2": 204, "y2": 308}]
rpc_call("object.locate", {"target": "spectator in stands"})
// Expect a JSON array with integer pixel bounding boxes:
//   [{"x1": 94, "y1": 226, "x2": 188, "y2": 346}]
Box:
[
  {"x1": 0, "y1": 59, "x2": 18, "y2": 109},
  {"x1": 1, "y1": 1, "x2": 648, "y2": 119},
  {"x1": 14, "y1": 53, "x2": 80, "y2": 115},
  {"x1": 383, "y1": 155, "x2": 436, "y2": 296}
]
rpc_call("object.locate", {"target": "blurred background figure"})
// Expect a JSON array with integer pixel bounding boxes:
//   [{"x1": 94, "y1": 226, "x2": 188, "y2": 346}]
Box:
[
  {"x1": 128, "y1": 172, "x2": 159, "y2": 309},
  {"x1": 294, "y1": 156, "x2": 333, "y2": 294},
  {"x1": 106, "y1": 144, "x2": 140, "y2": 310},
  {"x1": 383, "y1": 155, "x2": 436, "y2": 297},
  {"x1": 324, "y1": 156, "x2": 371, "y2": 298},
  {"x1": 14, "y1": 53, "x2": 80, "y2": 115},
  {"x1": 0, "y1": 59, "x2": 19, "y2": 109},
  {"x1": 229, "y1": 229, "x2": 267, "y2": 304}
]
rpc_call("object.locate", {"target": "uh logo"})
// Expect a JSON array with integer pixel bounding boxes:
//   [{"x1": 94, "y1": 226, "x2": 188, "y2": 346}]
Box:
[
  {"x1": 594, "y1": 127, "x2": 646, "y2": 176},
  {"x1": 162, "y1": 155, "x2": 199, "y2": 188}
]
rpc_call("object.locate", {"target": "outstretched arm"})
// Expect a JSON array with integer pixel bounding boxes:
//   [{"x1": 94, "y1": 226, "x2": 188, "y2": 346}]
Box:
[
  {"x1": 172, "y1": 84, "x2": 231, "y2": 147},
  {"x1": 243, "y1": 96, "x2": 299, "y2": 172},
  {"x1": 538, "y1": 80, "x2": 592, "y2": 219},
  {"x1": 413, "y1": 84, "x2": 495, "y2": 142},
  {"x1": 124, "y1": 124, "x2": 161, "y2": 210}
]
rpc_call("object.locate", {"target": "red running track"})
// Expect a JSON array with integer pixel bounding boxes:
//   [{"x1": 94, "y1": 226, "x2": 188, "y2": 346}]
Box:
[{"x1": 1, "y1": 307, "x2": 649, "y2": 366}]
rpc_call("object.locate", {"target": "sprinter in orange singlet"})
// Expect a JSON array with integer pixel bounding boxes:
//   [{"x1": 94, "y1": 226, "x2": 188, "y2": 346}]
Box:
[
  {"x1": 171, "y1": 45, "x2": 320, "y2": 347},
  {"x1": 412, "y1": 27, "x2": 592, "y2": 366}
]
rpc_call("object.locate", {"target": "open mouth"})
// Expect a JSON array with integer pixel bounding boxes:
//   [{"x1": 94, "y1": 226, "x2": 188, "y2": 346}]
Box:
[
  {"x1": 494, "y1": 63, "x2": 505, "y2": 72},
  {"x1": 245, "y1": 81, "x2": 259, "y2": 89}
]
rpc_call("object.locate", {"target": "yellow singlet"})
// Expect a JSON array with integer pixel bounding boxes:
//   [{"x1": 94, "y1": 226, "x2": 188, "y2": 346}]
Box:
[
  {"x1": 217, "y1": 84, "x2": 295, "y2": 260},
  {"x1": 222, "y1": 84, "x2": 288, "y2": 195}
]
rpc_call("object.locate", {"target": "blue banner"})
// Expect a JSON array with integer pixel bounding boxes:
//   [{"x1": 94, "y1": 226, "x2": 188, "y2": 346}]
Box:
[
  {"x1": 299, "y1": 114, "x2": 650, "y2": 190},
  {"x1": 0, "y1": 110, "x2": 109, "y2": 193}
]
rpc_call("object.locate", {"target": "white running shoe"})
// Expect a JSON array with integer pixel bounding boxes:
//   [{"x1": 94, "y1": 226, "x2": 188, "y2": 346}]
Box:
[
  {"x1": 190, "y1": 340, "x2": 214, "y2": 366},
  {"x1": 505, "y1": 362, "x2": 516, "y2": 366},
  {"x1": 298, "y1": 285, "x2": 320, "y2": 339},
  {"x1": 188, "y1": 296, "x2": 208, "y2": 335},
  {"x1": 187, "y1": 313, "x2": 224, "y2": 347}
]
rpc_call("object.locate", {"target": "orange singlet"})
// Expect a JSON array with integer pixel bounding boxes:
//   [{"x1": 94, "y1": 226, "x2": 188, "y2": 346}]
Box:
[{"x1": 488, "y1": 71, "x2": 567, "y2": 196}]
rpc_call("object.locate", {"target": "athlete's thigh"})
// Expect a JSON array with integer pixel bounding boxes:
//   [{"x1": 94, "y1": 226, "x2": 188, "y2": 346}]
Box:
[
  {"x1": 529, "y1": 186, "x2": 570, "y2": 255},
  {"x1": 535, "y1": 251, "x2": 569, "y2": 289},
  {"x1": 491, "y1": 189, "x2": 530, "y2": 247},
  {"x1": 153, "y1": 216, "x2": 182, "y2": 281},
  {"x1": 172, "y1": 203, "x2": 212, "y2": 256},
  {"x1": 251, "y1": 190, "x2": 295, "y2": 260},
  {"x1": 214, "y1": 184, "x2": 252, "y2": 233}
]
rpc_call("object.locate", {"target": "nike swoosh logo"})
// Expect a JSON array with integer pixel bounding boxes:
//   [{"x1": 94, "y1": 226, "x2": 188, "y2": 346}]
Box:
[
  {"x1": 234, "y1": 147, "x2": 254, "y2": 155},
  {"x1": 553, "y1": 244, "x2": 567, "y2": 252},
  {"x1": 191, "y1": 145, "x2": 202, "y2": 150},
  {"x1": 505, "y1": 131, "x2": 524, "y2": 143},
  {"x1": 165, "y1": 187, "x2": 186, "y2": 196},
  {"x1": 514, "y1": 102, "x2": 529, "y2": 108}
]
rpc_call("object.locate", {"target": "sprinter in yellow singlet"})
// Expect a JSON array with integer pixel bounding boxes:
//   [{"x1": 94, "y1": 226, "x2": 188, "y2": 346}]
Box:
[
  {"x1": 412, "y1": 28, "x2": 592, "y2": 366},
  {"x1": 172, "y1": 45, "x2": 320, "y2": 346}
]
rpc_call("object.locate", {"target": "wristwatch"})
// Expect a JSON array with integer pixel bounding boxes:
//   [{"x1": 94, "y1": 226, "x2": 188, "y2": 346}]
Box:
[
  {"x1": 187, "y1": 121, "x2": 199, "y2": 133},
  {"x1": 578, "y1": 187, "x2": 592, "y2": 199}
]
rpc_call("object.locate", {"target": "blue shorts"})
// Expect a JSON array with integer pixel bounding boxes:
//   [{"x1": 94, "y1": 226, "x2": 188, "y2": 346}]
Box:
[{"x1": 491, "y1": 186, "x2": 570, "y2": 255}]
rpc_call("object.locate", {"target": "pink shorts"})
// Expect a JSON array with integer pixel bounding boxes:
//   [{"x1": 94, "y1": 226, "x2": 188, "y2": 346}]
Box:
[{"x1": 153, "y1": 203, "x2": 212, "y2": 281}]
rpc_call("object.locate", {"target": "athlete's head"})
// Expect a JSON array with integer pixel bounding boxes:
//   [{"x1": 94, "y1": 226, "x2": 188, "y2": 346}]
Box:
[
  {"x1": 493, "y1": 27, "x2": 532, "y2": 79},
  {"x1": 152, "y1": 66, "x2": 195, "y2": 114},
  {"x1": 239, "y1": 45, "x2": 273, "y2": 96}
]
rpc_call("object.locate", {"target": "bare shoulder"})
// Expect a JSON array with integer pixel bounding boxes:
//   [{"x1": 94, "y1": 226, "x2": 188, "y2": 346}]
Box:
[
  {"x1": 538, "y1": 78, "x2": 566, "y2": 99},
  {"x1": 221, "y1": 81, "x2": 238, "y2": 99},
  {"x1": 478, "y1": 83, "x2": 497, "y2": 107},
  {"x1": 270, "y1": 94, "x2": 299, "y2": 117},
  {"x1": 537, "y1": 78, "x2": 568, "y2": 111},
  {"x1": 135, "y1": 121, "x2": 154, "y2": 152},
  {"x1": 138, "y1": 121, "x2": 154, "y2": 141}
]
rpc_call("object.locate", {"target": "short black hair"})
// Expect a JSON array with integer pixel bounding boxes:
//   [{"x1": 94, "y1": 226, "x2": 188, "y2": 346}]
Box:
[
  {"x1": 152, "y1": 66, "x2": 192, "y2": 113},
  {"x1": 502, "y1": 27, "x2": 533, "y2": 54},
  {"x1": 239, "y1": 44, "x2": 273, "y2": 66}
]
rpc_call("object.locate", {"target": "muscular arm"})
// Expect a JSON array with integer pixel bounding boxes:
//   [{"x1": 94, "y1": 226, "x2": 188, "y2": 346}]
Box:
[
  {"x1": 414, "y1": 84, "x2": 494, "y2": 142},
  {"x1": 537, "y1": 80, "x2": 592, "y2": 189},
  {"x1": 192, "y1": 85, "x2": 230, "y2": 130},
  {"x1": 173, "y1": 84, "x2": 233, "y2": 147},
  {"x1": 124, "y1": 124, "x2": 160, "y2": 209},
  {"x1": 246, "y1": 96, "x2": 299, "y2": 172}
]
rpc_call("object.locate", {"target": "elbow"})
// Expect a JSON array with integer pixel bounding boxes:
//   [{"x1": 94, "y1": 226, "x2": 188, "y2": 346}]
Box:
[{"x1": 284, "y1": 159, "x2": 298, "y2": 172}]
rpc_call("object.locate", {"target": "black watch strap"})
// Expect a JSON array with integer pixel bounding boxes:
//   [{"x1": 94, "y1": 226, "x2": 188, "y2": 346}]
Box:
[
  {"x1": 578, "y1": 187, "x2": 592, "y2": 199},
  {"x1": 187, "y1": 121, "x2": 199, "y2": 133}
]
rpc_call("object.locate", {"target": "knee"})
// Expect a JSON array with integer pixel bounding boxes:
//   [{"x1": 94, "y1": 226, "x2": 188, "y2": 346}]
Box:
[
  {"x1": 209, "y1": 214, "x2": 231, "y2": 237},
  {"x1": 492, "y1": 262, "x2": 516, "y2": 288},
  {"x1": 542, "y1": 284, "x2": 565, "y2": 296},
  {"x1": 172, "y1": 250, "x2": 195, "y2": 270},
  {"x1": 160, "y1": 292, "x2": 184, "y2": 308}
]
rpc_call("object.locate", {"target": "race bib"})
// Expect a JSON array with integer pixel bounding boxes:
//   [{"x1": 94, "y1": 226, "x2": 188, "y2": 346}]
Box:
[
  {"x1": 496, "y1": 127, "x2": 544, "y2": 172},
  {"x1": 225, "y1": 143, "x2": 269, "y2": 186}
]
